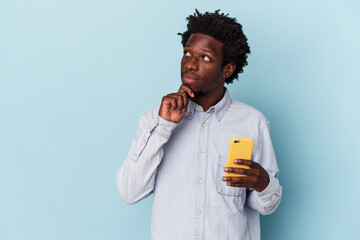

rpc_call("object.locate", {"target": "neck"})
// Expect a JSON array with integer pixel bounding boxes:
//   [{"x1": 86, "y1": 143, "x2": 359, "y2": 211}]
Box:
[{"x1": 192, "y1": 87, "x2": 225, "y2": 112}]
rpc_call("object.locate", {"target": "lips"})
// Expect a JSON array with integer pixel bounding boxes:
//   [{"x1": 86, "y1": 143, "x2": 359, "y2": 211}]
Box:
[{"x1": 182, "y1": 73, "x2": 200, "y2": 84}]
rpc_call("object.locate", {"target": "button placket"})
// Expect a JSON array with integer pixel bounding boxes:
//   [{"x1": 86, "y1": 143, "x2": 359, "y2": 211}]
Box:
[{"x1": 194, "y1": 112, "x2": 211, "y2": 239}]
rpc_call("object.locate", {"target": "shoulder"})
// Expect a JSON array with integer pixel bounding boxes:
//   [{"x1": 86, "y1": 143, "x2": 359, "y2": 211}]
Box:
[{"x1": 228, "y1": 99, "x2": 269, "y2": 126}]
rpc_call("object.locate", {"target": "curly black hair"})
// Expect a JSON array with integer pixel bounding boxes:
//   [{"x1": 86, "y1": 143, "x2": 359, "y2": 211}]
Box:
[{"x1": 178, "y1": 9, "x2": 251, "y2": 84}]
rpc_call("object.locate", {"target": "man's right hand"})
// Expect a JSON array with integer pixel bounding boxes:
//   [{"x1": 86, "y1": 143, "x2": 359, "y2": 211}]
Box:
[{"x1": 159, "y1": 84, "x2": 195, "y2": 123}]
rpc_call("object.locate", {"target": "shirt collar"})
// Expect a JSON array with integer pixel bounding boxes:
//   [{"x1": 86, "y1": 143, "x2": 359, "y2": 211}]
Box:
[{"x1": 186, "y1": 88, "x2": 232, "y2": 122}]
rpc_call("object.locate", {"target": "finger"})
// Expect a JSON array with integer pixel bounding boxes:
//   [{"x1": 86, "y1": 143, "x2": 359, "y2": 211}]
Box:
[
  {"x1": 222, "y1": 176, "x2": 234, "y2": 181},
  {"x1": 169, "y1": 96, "x2": 177, "y2": 110},
  {"x1": 222, "y1": 176, "x2": 248, "y2": 182},
  {"x1": 234, "y1": 159, "x2": 257, "y2": 168},
  {"x1": 225, "y1": 167, "x2": 256, "y2": 176},
  {"x1": 175, "y1": 94, "x2": 184, "y2": 112},
  {"x1": 167, "y1": 93, "x2": 189, "y2": 112},
  {"x1": 224, "y1": 167, "x2": 245, "y2": 174},
  {"x1": 178, "y1": 92, "x2": 189, "y2": 112},
  {"x1": 161, "y1": 95, "x2": 174, "y2": 107},
  {"x1": 178, "y1": 84, "x2": 195, "y2": 98},
  {"x1": 229, "y1": 176, "x2": 253, "y2": 183},
  {"x1": 226, "y1": 176, "x2": 256, "y2": 188},
  {"x1": 226, "y1": 182, "x2": 248, "y2": 187}
]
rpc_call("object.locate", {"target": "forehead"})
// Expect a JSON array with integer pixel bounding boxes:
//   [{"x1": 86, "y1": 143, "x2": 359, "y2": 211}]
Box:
[{"x1": 185, "y1": 33, "x2": 223, "y2": 56}]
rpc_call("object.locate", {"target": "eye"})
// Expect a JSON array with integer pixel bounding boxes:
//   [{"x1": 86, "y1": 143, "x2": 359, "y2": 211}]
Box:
[
  {"x1": 183, "y1": 50, "x2": 191, "y2": 57},
  {"x1": 202, "y1": 55, "x2": 211, "y2": 62}
]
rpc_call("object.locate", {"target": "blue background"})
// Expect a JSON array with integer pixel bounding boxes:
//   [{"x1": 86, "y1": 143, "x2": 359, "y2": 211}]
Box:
[{"x1": 1, "y1": 0, "x2": 359, "y2": 239}]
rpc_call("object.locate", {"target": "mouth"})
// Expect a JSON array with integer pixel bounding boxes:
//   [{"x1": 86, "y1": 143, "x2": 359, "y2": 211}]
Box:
[{"x1": 181, "y1": 73, "x2": 200, "y2": 84}]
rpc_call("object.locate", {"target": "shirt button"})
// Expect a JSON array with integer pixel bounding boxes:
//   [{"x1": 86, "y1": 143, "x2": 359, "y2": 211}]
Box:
[
  {"x1": 195, "y1": 106, "x2": 200, "y2": 110},
  {"x1": 161, "y1": 125, "x2": 166, "y2": 130},
  {"x1": 216, "y1": 114, "x2": 220, "y2": 119},
  {"x1": 189, "y1": 112, "x2": 193, "y2": 117},
  {"x1": 199, "y1": 179, "x2": 204, "y2": 184},
  {"x1": 154, "y1": 120, "x2": 158, "y2": 125},
  {"x1": 198, "y1": 210, "x2": 202, "y2": 215},
  {"x1": 202, "y1": 123, "x2": 207, "y2": 127},
  {"x1": 200, "y1": 148, "x2": 205, "y2": 153}
]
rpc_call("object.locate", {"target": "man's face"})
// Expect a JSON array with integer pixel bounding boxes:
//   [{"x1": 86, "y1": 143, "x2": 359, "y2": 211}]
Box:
[{"x1": 181, "y1": 33, "x2": 225, "y2": 97}]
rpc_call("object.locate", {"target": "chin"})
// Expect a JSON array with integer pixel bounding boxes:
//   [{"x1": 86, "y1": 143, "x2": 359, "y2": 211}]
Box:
[{"x1": 193, "y1": 90, "x2": 204, "y2": 98}]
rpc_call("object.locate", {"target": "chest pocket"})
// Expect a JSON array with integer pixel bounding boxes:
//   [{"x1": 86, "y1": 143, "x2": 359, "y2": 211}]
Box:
[{"x1": 216, "y1": 155, "x2": 246, "y2": 197}]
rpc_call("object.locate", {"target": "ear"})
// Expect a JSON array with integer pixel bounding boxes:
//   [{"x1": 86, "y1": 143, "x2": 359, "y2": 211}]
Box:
[{"x1": 222, "y1": 63, "x2": 236, "y2": 79}]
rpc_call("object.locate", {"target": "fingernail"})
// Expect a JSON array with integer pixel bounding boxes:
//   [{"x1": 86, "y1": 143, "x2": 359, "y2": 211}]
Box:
[
  {"x1": 224, "y1": 167, "x2": 229, "y2": 172},
  {"x1": 222, "y1": 177, "x2": 227, "y2": 181},
  {"x1": 227, "y1": 182, "x2": 231, "y2": 186}
]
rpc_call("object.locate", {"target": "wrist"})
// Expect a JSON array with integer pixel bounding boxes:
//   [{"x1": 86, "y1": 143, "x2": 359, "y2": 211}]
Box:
[{"x1": 253, "y1": 173, "x2": 270, "y2": 192}]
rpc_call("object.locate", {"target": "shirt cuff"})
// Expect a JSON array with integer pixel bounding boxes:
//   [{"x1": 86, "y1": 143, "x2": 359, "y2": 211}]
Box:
[{"x1": 152, "y1": 116, "x2": 178, "y2": 137}]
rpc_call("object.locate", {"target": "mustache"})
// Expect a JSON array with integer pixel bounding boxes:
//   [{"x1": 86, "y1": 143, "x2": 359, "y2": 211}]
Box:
[{"x1": 181, "y1": 72, "x2": 201, "y2": 80}]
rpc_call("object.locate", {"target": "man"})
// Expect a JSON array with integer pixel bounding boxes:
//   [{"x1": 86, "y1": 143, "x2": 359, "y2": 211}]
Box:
[{"x1": 117, "y1": 10, "x2": 282, "y2": 240}]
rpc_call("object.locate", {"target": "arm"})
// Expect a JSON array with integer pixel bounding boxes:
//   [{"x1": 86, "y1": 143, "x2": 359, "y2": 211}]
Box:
[
  {"x1": 116, "y1": 84, "x2": 195, "y2": 204},
  {"x1": 222, "y1": 121, "x2": 282, "y2": 215},
  {"x1": 116, "y1": 112, "x2": 177, "y2": 204}
]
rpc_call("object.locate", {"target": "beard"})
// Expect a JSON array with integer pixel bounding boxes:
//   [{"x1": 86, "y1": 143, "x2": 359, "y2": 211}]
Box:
[
  {"x1": 182, "y1": 83, "x2": 204, "y2": 99},
  {"x1": 193, "y1": 90, "x2": 204, "y2": 98}
]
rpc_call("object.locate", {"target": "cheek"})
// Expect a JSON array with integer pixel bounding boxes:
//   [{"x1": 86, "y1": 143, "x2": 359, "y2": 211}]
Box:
[
  {"x1": 181, "y1": 58, "x2": 188, "y2": 70},
  {"x1": 215, "y1": 65, "x2": 225, "y2": 79},
  {"x1": 203, "y1": 66, "x2": 222, "y2": 79}
]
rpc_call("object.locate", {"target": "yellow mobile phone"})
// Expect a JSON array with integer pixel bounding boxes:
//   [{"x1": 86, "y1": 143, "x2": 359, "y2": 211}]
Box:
[{"x1": 225, "y1": 138, "x2": 254, "y2": 177}]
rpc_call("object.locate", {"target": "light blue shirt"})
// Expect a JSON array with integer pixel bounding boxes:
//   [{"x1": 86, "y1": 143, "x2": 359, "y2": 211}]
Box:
[{"x1": 117, "y1": 89, "x2": 282, "y2": 240}]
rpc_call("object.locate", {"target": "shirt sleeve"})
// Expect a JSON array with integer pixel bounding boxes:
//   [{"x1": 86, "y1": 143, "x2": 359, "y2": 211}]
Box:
[
  {"x1": 246, "y1": 121, "x2": 282, "y2": 215},
  {"x1": 116, "y1": 109, "x2": 177, "y2": 204}
]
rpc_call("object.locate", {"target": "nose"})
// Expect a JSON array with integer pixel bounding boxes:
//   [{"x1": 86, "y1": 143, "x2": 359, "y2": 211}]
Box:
[{"x1": 185, "y1": 57, "x2": 198, "y2": 71}]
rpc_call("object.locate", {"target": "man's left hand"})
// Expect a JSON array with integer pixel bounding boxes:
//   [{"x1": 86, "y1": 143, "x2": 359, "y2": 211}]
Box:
[{"x1": 222, "y1": 160, "x2": 270, "y2": 192}]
